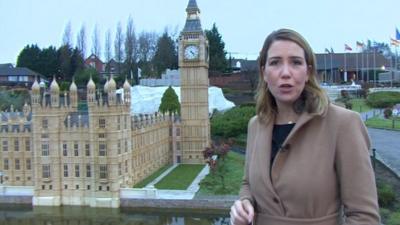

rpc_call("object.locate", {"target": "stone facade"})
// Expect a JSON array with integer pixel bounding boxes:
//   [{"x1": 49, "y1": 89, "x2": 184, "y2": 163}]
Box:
[{"x1": 0, "y1": 76, "x2": 180, "y2": 207}]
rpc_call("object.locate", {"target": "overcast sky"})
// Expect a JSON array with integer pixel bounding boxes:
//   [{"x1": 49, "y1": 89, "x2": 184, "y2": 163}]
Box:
[{"x1": 1, "y1": 0, "x2": 400, "y2": 64}]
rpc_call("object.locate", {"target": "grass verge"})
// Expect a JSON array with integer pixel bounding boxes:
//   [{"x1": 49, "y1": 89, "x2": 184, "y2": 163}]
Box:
[
  {"x1": 133, "y1": 164, "x2": 172, "y2": 188},
  {"x1": 155, "y1": 164, "x2": 205, "y2": 190},
  {"x1": 350, "y1": 98, "x2": 372, "y2": 113},
  {"x1": 365, "y1": 117, "x2": 400, "y2": 130},
  {"x1": 197, "y1": 151, "x2": 245, "y2": 196}
]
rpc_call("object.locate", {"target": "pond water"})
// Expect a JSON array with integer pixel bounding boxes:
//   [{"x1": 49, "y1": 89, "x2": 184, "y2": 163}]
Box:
[{"x1": 0, "y1": 205, "x2": 230, "y2": 225}]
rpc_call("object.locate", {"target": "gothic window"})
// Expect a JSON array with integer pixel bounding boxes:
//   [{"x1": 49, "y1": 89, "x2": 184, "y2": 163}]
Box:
[
  {"x1": 85, "y1": 143, "x2": 90, "y2": 156},
  {"x1": 117, "y1": 140, "x2": 121, "y2": 155},
  {"x1": 14, "y1": 139, "x2": 19, "y2": 151},
  {"x1": 74, "y1": 142, "x2": 79, "y2": 156},
  {"x1": 15, "y1": 159, "x2": 20, "y2": 170},
  {"x1": 2, "y1": 140, "x2": 8, "y2": 151},
  {"x1": 42, "y1": 119, "x2": 48, "y2": 129},
  {"x1": 125, "y1": 160, "x2": 128, "y2": 173},
  {"x1": 41, "y1": 133, "x2": 49, "y2": 139},
  {"x1": 42, "y1": 164, "x2": 51, "y2": 178},
  {"x1": 99, "y1": 142, "x2": 107, "y2": 156},
  {"x1": 3, "y1": 159, "x2": 8, "y2": 170},
  {"x1": 86, "y1": 164, "x2": 91, "y2": 177},
  {"x1": 124, "y1": 116, "x2": 127, "y2": 129},
  {"x1": 62, "y1": 143, "x2": 67, "y2": 156},
  {"x1": 42, "y1": 143, "x2": 49, "y2": 156},
  {"x1": 63, "y1": 165, "x2": 68, "y2": 177},
  {"x1": 75, "y1": 165, "x2": 80, "y2": 177},
  {"x1": 177, "y1": 142, "x2": 181, "y2": 151},
  {"x1": 118, "y1": 163, "x2": 122, "y2": 176},
  {"x1": 99, "y1": 118, "x2": 106, "y2": 128},
  {"x1": 26, "y1": 159, "x2": 31, "y2": 170},
  {"x1": 100, "y1": 165, "x2": 107, "y2": 179},
  {"x1": 124, "y1": 140, "x2": 128, "y2": 153},
  {"x1": 98, "y1": 133, "x2": 106, "y2": 139},
  {"x1": 25, "y1": 140, "x2": 30, "y2": 151},
  {"x1": 117, "y1": 117, "x2": 121, "y2": 130},
  {"x1": 176, "y1": 128, "x2": 181, "y2": 136}
]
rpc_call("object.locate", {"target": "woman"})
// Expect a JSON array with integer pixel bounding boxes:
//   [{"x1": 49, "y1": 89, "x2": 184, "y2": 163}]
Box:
[{"x1": 230, "y1": 29, "x2": 380, "y2": 225}]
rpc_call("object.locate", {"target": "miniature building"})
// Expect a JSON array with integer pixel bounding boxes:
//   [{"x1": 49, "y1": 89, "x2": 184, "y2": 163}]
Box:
[{"x1": 0, "y1": 0, "x2": 209, "y2": 207}]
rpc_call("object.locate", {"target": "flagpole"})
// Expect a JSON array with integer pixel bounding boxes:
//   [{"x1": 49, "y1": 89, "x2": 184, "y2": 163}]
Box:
[
  {"x1": 361, "y1": 47, "x2": 364, "y2": 83},
  {"x1": 330, "y1": 51, "x2": 333, "y2": 84},
  {"x1": 390, "y1": 51, "x2": 393, "y2": 87},
  {"x1": 373, "y1": 48, "x2": 376, "y2": 87},
  {"x1": 367, "y1": 49, "x2": 370, "y2": 84},
  {"x1": 344, "y1": 52, "x2": 347, "y2": 82},
  {"x1": 356, "y1": 50, "x2": 359, "y2": 82},
  {"x1": 324, "y1": 53, "x2": 327, "y2": 83}
]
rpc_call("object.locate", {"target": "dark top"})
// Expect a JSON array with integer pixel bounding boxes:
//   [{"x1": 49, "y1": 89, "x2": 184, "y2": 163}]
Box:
[{"x1": 271, "y1": 123, "x2": 295, "y2": 165}]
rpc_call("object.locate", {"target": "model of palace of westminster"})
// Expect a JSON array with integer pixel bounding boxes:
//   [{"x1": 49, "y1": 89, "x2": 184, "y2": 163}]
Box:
[{"x1": 0, "y1": 0, "x2": 211, "y2": 207}]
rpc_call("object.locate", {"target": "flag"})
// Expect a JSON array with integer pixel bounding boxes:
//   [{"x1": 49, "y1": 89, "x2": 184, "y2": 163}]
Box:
[
  {"x1": 396, "y1": 28, "x2": 400, "y2": 40},
  {"x1": 390, "y1": 38, "x2": 400, "y2": 46},
  {"x1": 356, "y1": 41, "x2": 364, "y2": 48},
  {"x1": 344, "y1": 44, "x2": 352, "y2": 51},
  {"x1": 325, "y1": 48, "x2": 330, "y2": 53}
]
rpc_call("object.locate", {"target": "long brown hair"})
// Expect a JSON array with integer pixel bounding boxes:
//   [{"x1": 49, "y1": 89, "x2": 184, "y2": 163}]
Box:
[{"x1": 255, "y1": 28, "x2": 328, "y2": 124}]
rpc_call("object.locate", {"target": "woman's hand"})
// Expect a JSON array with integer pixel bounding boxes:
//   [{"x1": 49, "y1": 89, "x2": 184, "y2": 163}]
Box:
[{"x1": 230, "y1": 199, "x2": 254, "y2": 225}]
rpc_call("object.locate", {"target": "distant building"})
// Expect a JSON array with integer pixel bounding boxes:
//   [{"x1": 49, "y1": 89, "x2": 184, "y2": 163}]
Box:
[
  {"x1": 315, "y1": 52, "x2": 390, "y2": 84},
  {"x1": 84, "y1": 54, "x2": 105, "y2": 74},
  {"x1": 0, "y1": 65, "x2": 46, "y2": 88}
]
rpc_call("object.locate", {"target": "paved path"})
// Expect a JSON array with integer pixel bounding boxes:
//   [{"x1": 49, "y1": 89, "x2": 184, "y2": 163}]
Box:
[
  {"x1": 368, "y1": 128, "x2": 400, "y2": 177},
  {"x1": 145, "y1": 164, "x2": 178, "y2": 188}
]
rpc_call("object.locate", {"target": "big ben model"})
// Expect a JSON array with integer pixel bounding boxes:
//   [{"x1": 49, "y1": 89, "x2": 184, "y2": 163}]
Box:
[{"x1": 179, "y1": 0, "x2": 210, "y2": 164}]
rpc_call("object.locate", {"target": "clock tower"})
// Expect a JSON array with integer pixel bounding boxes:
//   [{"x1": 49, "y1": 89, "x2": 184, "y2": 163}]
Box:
[{"x1": 179, "y1": 0, "x2": 210, "y2": 164}]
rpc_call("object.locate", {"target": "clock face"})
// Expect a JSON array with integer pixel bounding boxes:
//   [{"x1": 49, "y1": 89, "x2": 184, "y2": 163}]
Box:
[{"x1": 184, "y1": 45, "x2": 199, "y2": 60}]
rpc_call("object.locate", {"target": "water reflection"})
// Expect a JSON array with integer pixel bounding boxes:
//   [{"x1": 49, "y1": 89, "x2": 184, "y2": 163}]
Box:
[{"x1": 0, "y1": 204, "x2": 230, "y2": 225}]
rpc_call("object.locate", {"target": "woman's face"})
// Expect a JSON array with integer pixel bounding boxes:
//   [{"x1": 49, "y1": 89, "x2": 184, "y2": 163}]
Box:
[{"x1": 263, "y1": 40, "x2": 309, "y2": 108}]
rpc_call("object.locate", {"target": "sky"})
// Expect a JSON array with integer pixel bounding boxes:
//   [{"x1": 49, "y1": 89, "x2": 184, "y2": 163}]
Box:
[{"x1": 1, "y1": 0, "x2": 400, "y2": 64}]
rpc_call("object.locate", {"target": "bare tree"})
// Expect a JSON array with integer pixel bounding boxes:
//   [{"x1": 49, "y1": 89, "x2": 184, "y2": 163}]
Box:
[
  {"x1": 104, "y1": 29, "x2": 112, "y2": 72},
  {"x1": 62, "y1": 21, "x2": 72, "y2": 47},
  {"x1": 114, "y1": 21, "x2": 124, "y2": 75},
  {"x1": 138, "y1": 31, "x2": 158, "y2": 62},
  {"x1": 125, "y1": 16, "x2": 137, "y2": 84},
  {"x1": 137, "y1": 31, "x2": 158, "y2": 77},
  {"x1": 76, "y1": 24, "x2": 86, "y2": 58},
  {"x1": 91, "y1": 24, "x2": 101, "y2": 58}
]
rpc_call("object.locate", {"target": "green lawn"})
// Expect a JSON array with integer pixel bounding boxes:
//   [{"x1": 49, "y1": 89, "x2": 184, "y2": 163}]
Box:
[
  {"x1": 133, "y1": 164, "x2": 172, "y2": 188},
  {"x1": 155, "y1": 164, "x2": 205, "y2": 190},
  {"x1": 350, "y1": 98, "x2": 372, "y2": 113},
  {"x1": 197, "y1": 151, "x2": 245, "y2": 196},
  {"x1": 365, "y1": 117, "x2": 400, "y2": 130}
]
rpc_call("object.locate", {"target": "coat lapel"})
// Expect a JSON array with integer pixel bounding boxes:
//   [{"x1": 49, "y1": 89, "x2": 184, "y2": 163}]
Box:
[
  {"x1": 270, "y1": 111, "x2": 320, "y2": 185},
  {"x1": 254, "y1": 118, "x2": 278, "y2": 197}
]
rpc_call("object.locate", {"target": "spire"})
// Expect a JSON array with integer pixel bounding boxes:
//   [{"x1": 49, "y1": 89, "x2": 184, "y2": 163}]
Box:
[
  {"x1": 31, "y1": 77, "x2": 40, "y2": 93},
  {"x1": 87, "y1": 75, "x2": 96, "y2": 90},
  {"x1": 50, "y1": 76, "x2": 60, "y2": 92},
  {"x1": 183, "y1": 0, "x2": 202, "y2": 33},
  {"x1": 186, "y1": 0, "x2": 200, "y2": 13},
  {"x1": 69, "y1": 77, "x2": 77, "y2": 92},
  {"x1": 70, "y1": 77, "x2": 78, "y2": 108}
]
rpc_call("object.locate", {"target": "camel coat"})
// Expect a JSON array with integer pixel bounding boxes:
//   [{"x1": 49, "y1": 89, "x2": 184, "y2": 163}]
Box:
[{"x1": 239, "y1": 103, "x2": 380, "y2": 225}]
